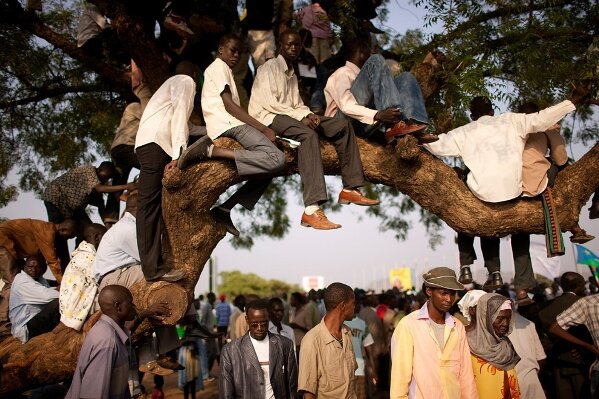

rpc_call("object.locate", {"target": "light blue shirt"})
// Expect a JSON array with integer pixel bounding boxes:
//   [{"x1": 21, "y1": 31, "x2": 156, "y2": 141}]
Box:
[
  {"x1": 93, "y1": 212, "x2": 140, "y2": 281},
  {"x1": 9, "y1": 271, "x2": 59, "y2": 342}
]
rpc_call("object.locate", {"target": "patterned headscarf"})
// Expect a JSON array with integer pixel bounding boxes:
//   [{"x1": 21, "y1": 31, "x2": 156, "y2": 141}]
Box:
[{"x1": 466, "y1": 293, "x2": 519, "y2": 370}]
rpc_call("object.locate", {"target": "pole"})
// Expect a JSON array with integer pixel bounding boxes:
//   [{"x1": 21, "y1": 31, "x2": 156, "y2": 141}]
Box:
[{"x1": 208, "y1": 256, "x2": 214, "y2": 293}]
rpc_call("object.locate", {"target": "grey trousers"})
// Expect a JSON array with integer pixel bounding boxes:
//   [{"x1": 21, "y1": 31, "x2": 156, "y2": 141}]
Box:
[
  {"x1": 270, "y1": 115, "x2": 365, "y2": 206},
  {"x1": 221, "y1": 124, "x2": 286, "y2": 210}
]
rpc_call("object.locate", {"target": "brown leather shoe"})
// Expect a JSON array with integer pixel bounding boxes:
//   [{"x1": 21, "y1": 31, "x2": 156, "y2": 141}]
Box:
[
  {"x1": 300, "y1": 209, "x2": 341, "y2": 230},
  {"x1": 416, "y1": 132, "x2": 439, "y2": 144},
  {"x1": 385, "y1": 121, "x2": 427, "y2": 143},
  {"x1": 570, "y1": 226, "x2": 595, "y2": 244},
  {"x1": 338, "y1": 189, "x2": 380, "y2": 206}
]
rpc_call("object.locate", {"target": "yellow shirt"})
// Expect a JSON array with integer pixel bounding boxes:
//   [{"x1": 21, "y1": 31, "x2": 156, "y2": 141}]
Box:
[{"x1": 390, "y1": 302, "x2": 479, "y2": 399}]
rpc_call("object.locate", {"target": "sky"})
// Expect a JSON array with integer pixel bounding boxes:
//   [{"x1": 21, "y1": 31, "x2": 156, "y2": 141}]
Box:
[{"x1": 1, "y1": 1, "x2": 598, "y2": 296}]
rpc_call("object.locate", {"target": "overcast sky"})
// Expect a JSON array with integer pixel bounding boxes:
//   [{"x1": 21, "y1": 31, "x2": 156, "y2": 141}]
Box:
[{"x1": 1, "y1": 1, "x2": 597, "y2": 296}]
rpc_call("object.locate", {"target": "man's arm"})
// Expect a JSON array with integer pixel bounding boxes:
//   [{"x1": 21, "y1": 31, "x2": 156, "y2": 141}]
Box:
[
  {"x1": 458, "y1": 326, "x2": 479, "y2": 399},
  {"x1": 546, "y1": 129, "x2": 568, "y2": 166},
  {"x1": 13, "y1": 277, "x2": 58, "y2": 304},
  {"x1": 518, "y1": 100, "x2": 576, "y2": 137},
  {"x1": 326, "y1": 72, "x2": 379, "y2": 124},
  {"x1": 297, "y1": 334, "x2": 319, "y2": 398},
  {"x1": 218, "y1": 345, "x2": 236, "y2": 398},
  {"x1": 285, "y1": 338, "x2": 298, "y2": 397},
  {"x1": 422, "y1": 129, "x2": 462, "y2": 157},
  {"x1": 221, "y1": 87, "x2": 277, "y2": 141},
  {"x1": 549, "y1": 322, "x2": 599, "y2": 357},
  {"x1": 169, "y1": 76, "x2": 196, "y2": 160},
  {"x1": 78, "y1": 346, "x2": 114, "y2": 399},
  {"x1": 389, "y1": 322, "x2": 414, "y2": 399},
  {"x1": 252, "y1": 65, "x2": 311, "y2": 122},
  {"x1": 94, "y1": 182, "x2": 137, "y2": 194}
]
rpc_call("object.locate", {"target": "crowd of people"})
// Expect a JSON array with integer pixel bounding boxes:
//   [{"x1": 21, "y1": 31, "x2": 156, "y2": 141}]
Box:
[{"x1": 1, "y1": 0, "x2": 599, "y2": 398}]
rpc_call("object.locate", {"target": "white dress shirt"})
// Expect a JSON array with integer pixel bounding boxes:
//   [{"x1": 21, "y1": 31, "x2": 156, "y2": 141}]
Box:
[
  {"x1": 92, "y1": 212, "x2": 140, "y2": 281},
  {"x1": 268, "y1": 321, "x2": 297, "y2": 350},
  {"x1": 324, "y1": 61, "x2": 378, "y2": 124},
  {"x1": 202, "y1": 58, "x2": 245, "y2": 140},
  {"x1": 249, "y1": 55, "x2": 312, "y2": 126},
  {"x1": 9, "y1": 272, "x2": 59, "y2": 342},
  {"x1": 423, "y1": 100, "x2": 576, "y2": 202},
  {"x1": 135, "y1": 75, "x2": 196, "y2": 160}
]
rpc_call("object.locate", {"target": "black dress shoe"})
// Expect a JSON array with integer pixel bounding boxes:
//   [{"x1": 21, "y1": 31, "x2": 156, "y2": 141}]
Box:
[
  {"x1": 178, "y1": 135, "x2": 212, "y2": 170},
  {"x1": 210, "y1": 207, "x2": 240, "y2": 236},
  {"x1": 483, "y1": 272, "x2": 503, "y2": 292},
  {"x1": 155, "y1": 269, "x2": 186, "y2": 283},
  {"x1": 458, "y1": 266, "x2": 473, "y2": 284},
  {"x1": 590, "y1": 200, "x2": 599, "y2": 219}
]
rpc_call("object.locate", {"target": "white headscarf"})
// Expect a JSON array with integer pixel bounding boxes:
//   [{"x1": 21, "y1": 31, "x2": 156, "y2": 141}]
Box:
[{"x1": 457, "y1": 289, "x2": 486, "y2": 323}]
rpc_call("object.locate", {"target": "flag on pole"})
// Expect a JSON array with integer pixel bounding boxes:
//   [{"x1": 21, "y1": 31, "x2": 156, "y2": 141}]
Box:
[{"x1": 574, "y1": 244, "x2": 599, "y2": 286}]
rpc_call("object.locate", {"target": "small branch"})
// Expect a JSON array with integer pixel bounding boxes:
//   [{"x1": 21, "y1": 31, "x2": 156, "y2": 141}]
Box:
[{"x1": 0, "y1": 84, "x2": 105, "y2": 109}]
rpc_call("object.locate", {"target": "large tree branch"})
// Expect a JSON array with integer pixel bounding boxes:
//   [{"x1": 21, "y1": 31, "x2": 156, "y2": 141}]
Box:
[
  {"x1": 2, "y1": 0, "x2": 129, "y2": 91},
  {"x1": 0, "y1": 84, "x2": 105, "y2": 109}
]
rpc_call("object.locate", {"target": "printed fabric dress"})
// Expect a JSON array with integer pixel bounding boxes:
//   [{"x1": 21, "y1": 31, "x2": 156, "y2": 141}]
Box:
[{"x1": 471, "y1": 354, "x2": 520, "y2": 399}]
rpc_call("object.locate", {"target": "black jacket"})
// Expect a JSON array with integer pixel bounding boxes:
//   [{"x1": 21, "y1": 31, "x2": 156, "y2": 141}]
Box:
[{"x1": 219, "y1": 331, "x2": 298, "y2": 399}]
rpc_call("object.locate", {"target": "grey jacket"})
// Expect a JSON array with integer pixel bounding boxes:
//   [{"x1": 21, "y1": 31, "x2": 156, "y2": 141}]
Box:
[{"x1": 219, "y1": 332, "x2": 298, "y2": 399}]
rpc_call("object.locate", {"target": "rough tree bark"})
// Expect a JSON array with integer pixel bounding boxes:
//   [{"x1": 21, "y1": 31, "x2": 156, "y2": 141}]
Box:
[{"x1": 1, "y1": 1, "x2": 598, "y2": 396}]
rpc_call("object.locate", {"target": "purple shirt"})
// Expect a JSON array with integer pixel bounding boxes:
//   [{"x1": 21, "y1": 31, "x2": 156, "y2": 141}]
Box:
[{"x1": 65, "y1": 315, "x2": 131, "y2": 399}]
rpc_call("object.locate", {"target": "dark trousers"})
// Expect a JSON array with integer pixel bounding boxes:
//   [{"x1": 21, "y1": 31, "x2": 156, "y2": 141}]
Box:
[
  {"x1": 106, "y1": 144, "x2": 140, "y2": 221},
  {"x1": 270, "y1": 115, "x2": 364, "y2": 206},
  {"x1": 136, "y1": 143, "x2": 172, "y2": 281},
  {"x1": 457, "y1": 233, "x2": 535, "y2": 289},
  {"x1": 26, "y1": 298, "x2": 60, "y2": 339}
]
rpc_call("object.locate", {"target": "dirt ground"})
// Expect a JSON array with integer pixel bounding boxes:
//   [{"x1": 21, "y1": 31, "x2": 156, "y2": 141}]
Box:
[{"x1": 141, "y1": 363, "x2": 220, "y2": 399}]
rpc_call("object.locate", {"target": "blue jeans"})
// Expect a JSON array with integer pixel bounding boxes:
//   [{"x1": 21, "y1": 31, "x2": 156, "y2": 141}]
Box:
[
  {"x1": 348, "y1": 54, "x2": 429, "y2": 133},
  {"x1": 197, "y1": 338, "x2": 209, "y2": 380}
]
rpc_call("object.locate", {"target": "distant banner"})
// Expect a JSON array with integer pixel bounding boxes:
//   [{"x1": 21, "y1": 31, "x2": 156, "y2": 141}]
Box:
[
  {"x1": 389, "y1": 268, "x2": 412, "y2": 290},
  {"x1": 302, "y1": 276, "x2": 325, "y2": 292}
]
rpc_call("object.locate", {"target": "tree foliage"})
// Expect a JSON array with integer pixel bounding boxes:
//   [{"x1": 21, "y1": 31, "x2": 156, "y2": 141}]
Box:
[{"x1": 217, "y1": 270, "x2": 302, "y2": 297}]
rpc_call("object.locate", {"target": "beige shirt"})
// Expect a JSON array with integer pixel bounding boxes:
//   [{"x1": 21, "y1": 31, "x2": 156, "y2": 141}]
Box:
[
  {"x1": 521, "y1": 126, "x2": 567, "y2": 197},
  {"x1": 298, "y1": 319, "x2": 358, "y2": 399},
  {"x1": 201, "y1": 58, "x2": 245, "y2": 140},
  {"x1": 324, "y1": 61, "x2": 378, "y2": 124},
  {"x1": 249, "y1": 55, "x2": 312, "y2": 126},
  {"x1": 290, "y1": 304, "x2": 315, "y2": 346},
  {"x1": 135, "y1": 75, "x2": 196, "y2": 160},
  {"x1": 111, "y1": 102, "x2": 142, "y2": 149}
]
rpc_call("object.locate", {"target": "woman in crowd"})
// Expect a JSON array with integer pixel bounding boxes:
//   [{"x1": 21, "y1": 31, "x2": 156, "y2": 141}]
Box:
[{"x1": 466, "y1": 293, "x2": 521, "y2": 398}]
